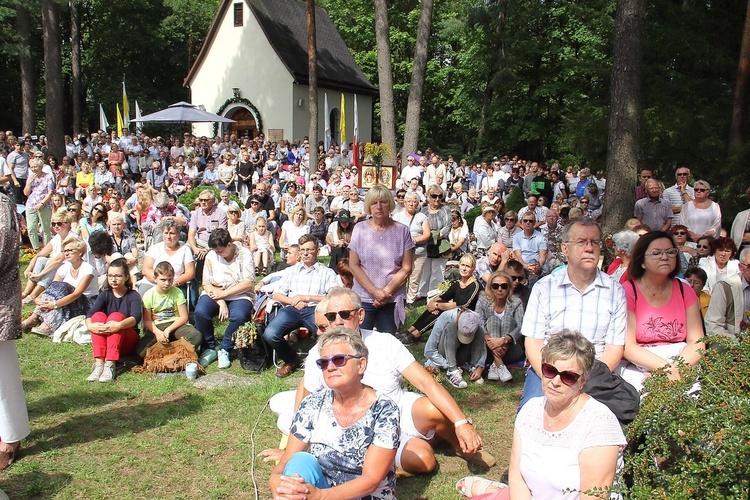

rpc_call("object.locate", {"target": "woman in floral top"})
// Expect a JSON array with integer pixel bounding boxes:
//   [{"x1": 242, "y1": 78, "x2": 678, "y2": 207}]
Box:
[{"x1": 23, "y1": 158, "x2": 55, "y2": 251}]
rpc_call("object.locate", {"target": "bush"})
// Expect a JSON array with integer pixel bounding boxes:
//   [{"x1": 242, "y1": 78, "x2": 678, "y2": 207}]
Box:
[
  {"x1": 624, "y1": 336, "x2": 750, "y2": 498},
  {"x1": 505, "y1": 186, "x2": 526, "y2": 213},
  {"x1": 464, "y1": 205, "x2": 482, "y2": 234}
]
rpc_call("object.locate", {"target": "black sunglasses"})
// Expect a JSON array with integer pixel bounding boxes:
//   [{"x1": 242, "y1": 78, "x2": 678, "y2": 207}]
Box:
[
  {"x1": 430, "y1": 194, "x2": 445, "y2": 200},
  {"x1": 541, "y1": 362, "x2": 582, "y2": 386},
  {"x1": 51, "y1": 221, "x2": 65, "y2": 227},
  {"x1": 316, "y1": 354, "x2": 362, "y2": 370},
  {"x1": 510, "y1": 276, "x2": 524, "y2": 282},
  {"x1": 491, "y1": 282, "x2": 510, "y2": 290},
  {"x1": 324, "y1": 309, "x2": 358, "y2": 322}
]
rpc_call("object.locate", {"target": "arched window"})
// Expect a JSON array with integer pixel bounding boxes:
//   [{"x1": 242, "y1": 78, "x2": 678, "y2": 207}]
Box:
[{"x1": 330, "y1": 108, "x2": 340, "y2": 145}]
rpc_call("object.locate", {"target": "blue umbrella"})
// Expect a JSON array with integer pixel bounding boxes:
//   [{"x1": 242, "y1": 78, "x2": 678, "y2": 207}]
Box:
[{"x1": 132, "y1": 101, "x2": 235, "y2": 124}]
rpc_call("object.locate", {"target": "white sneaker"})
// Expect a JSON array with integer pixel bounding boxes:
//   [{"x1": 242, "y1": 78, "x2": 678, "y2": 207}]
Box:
[
  {"x1": 446, "y1": 368, "x2": 468, "y2": 389},
  {"x1": 487, "y1": 364, "x2": 501, "y2": 381},
  {"x1": 496, "y1": 363, "x2": 513, "y2": 383},
  {"x1": 87, "y1": 362, "x2": 104, "y2": 382},
  {"x1": 218, "y1": 349, "x2": 231, "y2": 369},
  {"x1": 99, "y1": 362, "x2": 116, "y2": 383},
  {"x1": 474, "y1": 377, "x2": 484, "y2": 385}
]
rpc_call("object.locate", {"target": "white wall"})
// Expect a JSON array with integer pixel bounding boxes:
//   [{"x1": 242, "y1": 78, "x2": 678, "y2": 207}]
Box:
[
  {"x1": 291, "y1": 85, "x2": 373, "y2": 145},
  {"x1": 189, "y1": 0, "x2": 294, "y2": 138}
]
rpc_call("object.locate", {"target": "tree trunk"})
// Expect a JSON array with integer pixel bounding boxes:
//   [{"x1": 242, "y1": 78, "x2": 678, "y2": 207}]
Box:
[
  {"x1": 306, "y1": 0, "x2": 318, "y2": 171},
  {"x1": 402, "y1": 0, "x2": 434, "y2": 157},
  {"x1": 42, "y1": 0, "x2": 65, "y2": 160},
  {"x1": 17, "y1": 5, "x2": 35, "y2": 136},
  {"x1": 602, "y1": 0, "x2": 646, "y2": 236},
  {"x1": 71, "y1": 0, "x2": 82, "y2": 135},
  {"x1": 729, "y1": 0, "x2": 750, "y2": 152},
  {"x1": 374, "y1": 0, "x2": 396, "y2": 164}
]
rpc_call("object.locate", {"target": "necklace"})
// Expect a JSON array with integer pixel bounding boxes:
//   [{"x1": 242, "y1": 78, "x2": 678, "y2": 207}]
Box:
[
  {"x1": 641, "y1": 278, "x2": 667, "y2": 297},
  {"x1": 371, "y1": 220, "x2": 391, "y2": 240},
  {"x1": 544, "y1": 396, "x2": 581, "y2": 429},
  {"x1": 333, "y1": 389, "x2": 368, "y2": 427}
]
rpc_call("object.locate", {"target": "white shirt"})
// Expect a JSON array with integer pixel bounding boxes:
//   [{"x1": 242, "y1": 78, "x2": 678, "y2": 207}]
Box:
[{"x1": 662, "y1": 183, "x2": 695, "y2": 224}]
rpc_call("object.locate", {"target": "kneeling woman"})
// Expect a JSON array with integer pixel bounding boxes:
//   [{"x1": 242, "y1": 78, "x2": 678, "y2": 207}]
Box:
[
  {"x1": 85, "y1": 259, "x2": 142, "y2": 383},
  {"x1": 22, "y1": 235, "x2": 98, "y2": 336},
  {"x1": 269, "y1": 327, "x2": 399, "y2": 500}
]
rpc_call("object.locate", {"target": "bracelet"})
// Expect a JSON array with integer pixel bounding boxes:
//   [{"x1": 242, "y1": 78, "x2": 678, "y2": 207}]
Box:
[
  {"x1": 454, "y1": 418, "x2": 473, "y2": 428},
  {"x1": 53, "y1": 299, "x2": 58, "y2": 309}
]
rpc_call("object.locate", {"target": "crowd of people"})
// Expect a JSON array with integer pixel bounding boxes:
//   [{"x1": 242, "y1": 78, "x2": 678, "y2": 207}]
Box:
[{"x1": 1, "y1": 128, "x2": 748, "y2": 498}]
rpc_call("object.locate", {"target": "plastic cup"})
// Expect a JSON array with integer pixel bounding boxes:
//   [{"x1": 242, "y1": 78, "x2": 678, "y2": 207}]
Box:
[{"x1": 185, "y1": 362, "x2": 198, "y2": 380}]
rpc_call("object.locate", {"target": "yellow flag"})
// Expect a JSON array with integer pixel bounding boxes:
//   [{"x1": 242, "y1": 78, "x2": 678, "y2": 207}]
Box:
[
  {"x1": 122, "y1": 81, "x2": 130, "y2": 128},
  {"x1": 340, "y1": 94, "x2": 346, "y2": 147},
  {"x1": 116, "y1": 104, "x2": 123, "y2": 137}
]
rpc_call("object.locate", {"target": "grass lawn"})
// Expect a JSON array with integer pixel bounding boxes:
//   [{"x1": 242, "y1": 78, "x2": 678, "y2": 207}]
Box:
[{"x1": 1, "y1": 264, "x2": 519, "y2": 499}]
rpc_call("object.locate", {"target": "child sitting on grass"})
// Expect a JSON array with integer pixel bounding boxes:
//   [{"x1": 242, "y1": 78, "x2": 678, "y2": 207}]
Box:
[{"x1": 137, "y1": 262, "x2": 202, "y2": 358}]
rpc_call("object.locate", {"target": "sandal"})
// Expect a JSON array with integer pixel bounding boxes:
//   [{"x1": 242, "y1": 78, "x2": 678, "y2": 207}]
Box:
[
  {"x1": 31, "y1": 323, "x2": 53, "y2": 337},
  {"x1": 397, "y1": 332, "x2": 419, "y2": 345},
  {"x1": 21, "y1": 315, "x2": 39, "y2": 332},
  {"x1": 22, "y1": 295, "x2": 34, "y2": 305},
  {"x1": 455, "y1": 476, "x2": 507, "y2": 498}
]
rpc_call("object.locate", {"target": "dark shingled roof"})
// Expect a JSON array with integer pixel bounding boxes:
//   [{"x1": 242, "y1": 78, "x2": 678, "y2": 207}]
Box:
[{"x1": 185, "y1": 0, "x2": 376, "y2": 95}]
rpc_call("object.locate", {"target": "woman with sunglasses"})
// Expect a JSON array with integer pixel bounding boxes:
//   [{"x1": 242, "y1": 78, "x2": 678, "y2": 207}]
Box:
[
  {"x1": 419, "y1": 185, "x2": 452, "y2": 298},
  {"x1": 681, "y1": 179, "x2": 722, "y2": 242},
  {"x1": 269, "y1": 327, "x2": 398, "y2": 500},
  {"x1": 456, "y1": 330, "x2": 626, "y2": 500},
  {"x1": 475, "y1": 270, "x2": 525, "y2": 383},
  {"x1": 617, "y1": 231, "x2": 705, "y2": 393},
  {"x1": 279, "y1": 182, "x2": 304, "y2": 225},
  {"x1": 394, "y1": 191, "x2": 432, "y2": 307},
  {"x1": 80, "y1": 202, "x2": 108, "y2": 241},
  {"x1": 697, "y1": 236, "x2": 740, "y2": 293},
  {"x1": 474, "y1": 205, "x2": 499, "y2": 257},
  {"x1": 241, "y1": 194, "x2": 268, "y2": 232},
  {"x1": 497, "y1": 210, "x2": 521, "y2": 250},
  {"x1": 22, "y1": 210, "x2": 74, "y2": 304},
  {"x1": 670, "y1": 224, "x2": 695, "y2": 276},
  {"x1": 688, "y1": 235, "x2": 711, "y2": 268},
  {"x1": 22, "y1": 236, "x2": 98, "y2": 337}
]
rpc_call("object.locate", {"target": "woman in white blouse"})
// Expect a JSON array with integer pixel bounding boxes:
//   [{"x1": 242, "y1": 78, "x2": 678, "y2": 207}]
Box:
[{"x1": 681, "y1": 180, "x2": 722, "y2": 241}]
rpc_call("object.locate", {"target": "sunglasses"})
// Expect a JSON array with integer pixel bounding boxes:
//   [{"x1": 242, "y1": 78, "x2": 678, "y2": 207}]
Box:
[
  {"x1": 673, "y1": 231, "x2": 687, "y2": 236},
  {"x1": 323, "y1": 309, "x2": 358, "y2": 322},
  {"x1": 676, "y1": 172, "x2": 689, "y2": 176},
  {"x1": 504, "y1": 218, "x2": 516, "y2": 222},
  {"x1": 522, "y1": 220, "x2": 535, "y2": 224},
  {"x1": 694, "y1": 188, "x2": 708, "y2": 193},
  {"x1": 541, "y1": 362, "x2": 582, "y2": 386},
  {"x1": 396, "y1": 194, "x2": 405, "y2": 199},
  {"x1": 51, "y1": 221, "x2": 65, "y2": 227},
  {"x1": 510, "y1": 275, "x2": 524, "y2": 282},
  {"x1": 696, "y1": 244, "x2": 710, "y2": 250},
  {"x1": 430, "y1": 194, "x2": 445, "y2": 200},
  {"x1": 491, "y1": 282, "x2": 510, "y2": 290},
  {"x1": 316, "y1": 354, "x2": 362, "y2": 370}
]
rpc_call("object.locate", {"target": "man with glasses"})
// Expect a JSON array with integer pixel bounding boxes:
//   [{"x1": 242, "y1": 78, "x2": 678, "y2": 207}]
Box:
[
  {"x1": 662, "y1": 167, "x2": 695, "y2": 225},
  {"x1": 513, "y1": 215, "x2": 547, "y2": 282},
  {"x1": 705, "y1": 247, "x2": 750, "y2": 341},
  {"x1": 264, "y1": 234, "x2": 340, "y2": 378},
  {"x1": 519, "y1": 217, "x2": 629, "y2": 411},
  {"x1": 506, "y1": 260, "x2": 531, "y2": 308},
  {"x1": 293, "y1": 287, "x2": 494, "y2": 474},
  {"x1": 187, "y1": 190, "x2": 228, "y2": 308},
  {"x1": 634, "y1": 178, "x2": 672, "y2": 232}
]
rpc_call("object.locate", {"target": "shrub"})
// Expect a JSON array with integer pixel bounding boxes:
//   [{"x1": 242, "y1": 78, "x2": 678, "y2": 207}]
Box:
[
  {"x1": 624, "y1": 336, "x2": 750, "y2": 498},
  {"x1": 464, "y1": 205, "x2": 482, "y2": 234},
  {"x1": 505, "y1": 186, "x2": 526, "y2": 213}
]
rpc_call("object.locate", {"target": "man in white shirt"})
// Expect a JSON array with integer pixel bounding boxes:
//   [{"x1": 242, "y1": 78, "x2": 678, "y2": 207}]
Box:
[{"x1": 661, "y1": 167, "x2": 695, "y2": 225}]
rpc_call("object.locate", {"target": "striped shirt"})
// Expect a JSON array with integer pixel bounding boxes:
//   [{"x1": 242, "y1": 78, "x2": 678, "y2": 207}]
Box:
[
  {"x1": 521, "y1": 266, "x2": 627, "y2": 359},
  {"x1": 275, "y1": 261, "x2": 340, "y2": 306}
]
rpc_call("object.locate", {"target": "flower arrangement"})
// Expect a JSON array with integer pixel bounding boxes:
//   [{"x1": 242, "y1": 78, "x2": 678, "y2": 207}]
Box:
[
  {"x1": 232, "y1": 322, "x2": 258, "y2": 349},
  {"x1": 363, "y1": 142, "x2": 392, "y2": 168}
]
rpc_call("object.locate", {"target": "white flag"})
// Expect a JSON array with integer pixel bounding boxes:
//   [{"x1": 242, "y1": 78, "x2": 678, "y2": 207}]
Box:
[
  {"x1": 99, "y1": 104, "x2": 110, "y2": 132},
  {"x1": 135, "y1": 101, "x2": 143, "y2": 136},
  {"x1": 324, "y1": 93, "x2": 331, "y2": 152},
  {"x1": 353, "y1": 95, "x2": 359, "y2": 142}
]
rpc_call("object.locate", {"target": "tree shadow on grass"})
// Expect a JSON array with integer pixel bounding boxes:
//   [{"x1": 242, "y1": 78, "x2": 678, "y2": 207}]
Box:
[
  {"x1": 26, "y1": 389, "x2": 125, "y2": 419},
  {"x1": 24, "y1": 393, "x2": 205, "y2": 456},
  {"x1": 0, "y1": 471, "x2": 72, "y2": 499}
]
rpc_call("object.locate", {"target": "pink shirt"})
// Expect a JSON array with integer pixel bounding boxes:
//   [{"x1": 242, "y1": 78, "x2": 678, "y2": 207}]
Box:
[{"x1": 625, "y1": 279, "x2": 698, "y2": 345}]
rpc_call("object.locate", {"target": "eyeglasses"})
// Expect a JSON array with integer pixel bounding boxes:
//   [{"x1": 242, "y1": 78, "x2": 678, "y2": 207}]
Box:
[
  {"x1": 694, "y1": 188, "x2": 709, "y2": 193},
  {"x1": 491, "y1": 282, "x2": 510, "y2": 290},
  {"x1": 63, "y1": 248, "x2": 77, "y2": 254},
  {"x1": 646, "y1": 248, "x2": 679, "y2": 259},
  {"x1": 315, "y1": 354, "x2": 362, "y2": 370},
  {"x1": 396, "y1": 194, "x2": 405, "y2": 199},
  {"x1": 673, "y1": 231, "x2": 687, "y2": 236},
  {"x1": 199, "y1": 198, "x2": 212, "y2": 202},
  {"x1": 580, "y1": 200, "x2": 589, "y2": 204},
  {"x1": 107, "y1": 274, "x2": 125, "y2": 280},
  {"x1": 676, "y1": 172, "x2": 689, "y2": 176},
  {"x1": 565, "y1": 239, "x2": 602, "y2": 248},
  {"x1": 504, "y1": 218, "x2": 516, "y2": 222},
  {"x1": 696, "y1": 244, "x2": 710, "y2": 250},
  {"x1": 541, "y1": 362, "x2": 583, "y2": 386},
  {"x1": 324, "y1": 309, "x2": 358, "y2": 322},
  {"x1": 51, "y1": 221, "x2": 64, "y2": 227},
  {"x1": 509, "y1": 275, "x2": 524, "y2": 282},
  {"x1": 92, "y1": 208, "x2": 103, "y2": 213},
  {"x1": 430, "y1": 194, "x2": 445, "y2": 200},
  {"x1": 250, "y1": 201, "x2": 259, "y2": 205},
  {"x1": 521, "y1": 219, "x2": 535, "y2": 224}
]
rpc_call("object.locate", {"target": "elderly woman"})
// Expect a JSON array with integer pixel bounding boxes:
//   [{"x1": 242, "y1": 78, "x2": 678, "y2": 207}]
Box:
[
  {"x1": 269, "y1": 327, "x2": 399, "y2": 500},
  {"x1": 474, "y1": 205, "x2": 499, "y2": 257},
  {"x1": 193, "y1": 228, "x2": 255, "y2": 369},
  {"x1": 280, "y1": 181, "x2": 304, "y2": 224},
  {"x1": 280, "y1": 206, "x2": 310, "y2": 254},
  {"x1": 456, "y1": 330, "x2": 626, "y2": 499},
  {"x1": 348, "y1": 185, "x2": 414, "y2": 333},
  {"x1": 475, "y1": 270, "x2": 525, "y2": 383},
  {"x1": 497, "y1": 210, "x2": 521, "y2": 250},
  {"x1": 85, "y1": 259, "x2": 142, "y2": 383},
  {"x1": 618, "y1": 231, "x2": 705, "y2": 393},
  {"x1": 22, "y1": 236, "x2": 98, "y2": 336},
  {"x1": 108, "y1": 212, "x2": 139, "y2": 281},
  {"x1": 138, "y1": 220, "x2": 195, "y2": 297},
  {"x1": 142, "y1": 192, "x2": 188, "y2": 238},
  {"x1": 606, "y1": 230, "x2": 640, "y2": 282},
  {"x1": 698, "y1": 236, "x2": 740, "y2": 293},
  {"x1": 23, "y1": 158, "x2": 55, "y2": 251},
  {"x1": 400, "y1": 253, "x2": 481, "y2": 345},
  {"x1": 419, "y1": 185, "x2": 453, "y2": 298},
  {"x1": 681, "y1": 179, "x2": 722, "y2": 241},
  {"x1": 671, "y1": 224, "x2": 696, "y2": 275},
  {"x1": 22, "y1": 210, "x2": 73, "y2": 304},
  {"x1": 226, "y1": 201, "x2": 246, "y2": 243},
  {"x1": 394, "y1": 191, "x2": 431, "y2": 307}
]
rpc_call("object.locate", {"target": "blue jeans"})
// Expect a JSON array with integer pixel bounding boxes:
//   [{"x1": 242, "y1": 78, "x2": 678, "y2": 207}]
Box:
[
  {"x1": 263, "y1": 305, "x2": 317, "y2": 364},
  {"x1": 360, "y1": 302, "x2": 396, "y2": 334},
  {"x1": 194, "y1": 296, "x2": 254, "y2": 352},
  {"x1": 283, "y1": 452, "x2": 330, "y2": 489},
  {"x1": 518, "y1": 367, "x2": 543, "y2": 412}
]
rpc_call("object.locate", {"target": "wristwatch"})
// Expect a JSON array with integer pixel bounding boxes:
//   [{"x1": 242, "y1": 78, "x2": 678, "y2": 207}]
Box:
[{"x1": 454, "y1": 417, "x2": 474, "y2": 428}]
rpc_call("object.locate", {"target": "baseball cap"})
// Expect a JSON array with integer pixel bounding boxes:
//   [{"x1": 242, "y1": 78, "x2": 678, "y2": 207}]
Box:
[{"x1": 457, "y1": 310, "x2": 481, "y2": 344}]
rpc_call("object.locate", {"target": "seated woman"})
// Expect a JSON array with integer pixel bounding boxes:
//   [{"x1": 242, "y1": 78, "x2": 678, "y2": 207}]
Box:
[
  {"x1": 80, "y1": 202, "x2": 108, "y2": 240},
  {"x1": 280, "y1": 206, "x2": 310, "y2": 255},
  {"x1": 226, "y1": 201, "x2": 246, "y2": 243},
  {"x1": 606, "y1": 230, "x2": 640, "y2": 283},
  {"x1": 399, "y1": 253, "x2": 481, "y2": 345},
  {"x1": 137, "y1": 262, "x2": 201, "y2": 358},
  {"x1": 85, "y1": 259, "x2": 142, "y2": 383},
  {"x1": 474, "y1": 270, "x2": 525, "y2": 383},
  {"x1": 247, "y1": 216, "x2": 274, "y2": 275},
  {"x1": 142, "y1": 192, "x2": 188, "y2": 238},
  {"x1": 456, "y1": 330, "x2": 626, "y2": 499},
  {"x1": 138, "y1": 220, "x2": 195, "y2": 297},
  {"x1": 617, "y1": 231, "x2": 705, "y2": 393},
  {"x1": 698, "y1": 236, "x2": 740, "y2": 293},
  {"x1": 423, "y1": 308, "x2": 486, "y2": 389},
  {"x1": 108, "y1": 212, "x2": 139, "y2": 284},
  {"x1": 269, "y1": 326, "x2": 399, "y2": 500},
  {"x1": 194, "y1": 228, "x2": 255, "y2": 369},
  {"x1": 22, "y1": 235, "x2": 98, "y2": 336},
  {"x1": 22, "y1": 210, "x2": 73, "y2": 304},
  {"x1": 684, "y1": 266, "x2": 711, "y2": 317}
]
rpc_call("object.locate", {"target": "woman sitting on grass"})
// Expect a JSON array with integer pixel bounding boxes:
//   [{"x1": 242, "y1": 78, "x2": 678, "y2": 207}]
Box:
[
  {"x1": 22, "y1": 235, "x2": 98, "y2": 337},
  {"x1": 137, "y1": 262, "x2": 201, "y2": 358},
  {"x1": 22, "y1": 210, "x2": 73, "y2": 304},
  {"x1": 85, "y1": 259, "x2": 142, "y2": 383}
]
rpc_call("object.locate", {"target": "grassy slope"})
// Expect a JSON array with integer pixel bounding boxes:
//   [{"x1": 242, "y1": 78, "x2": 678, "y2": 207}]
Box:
[{"x1": 0, "y1": 265, "x2": 518, "y2": 499}]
